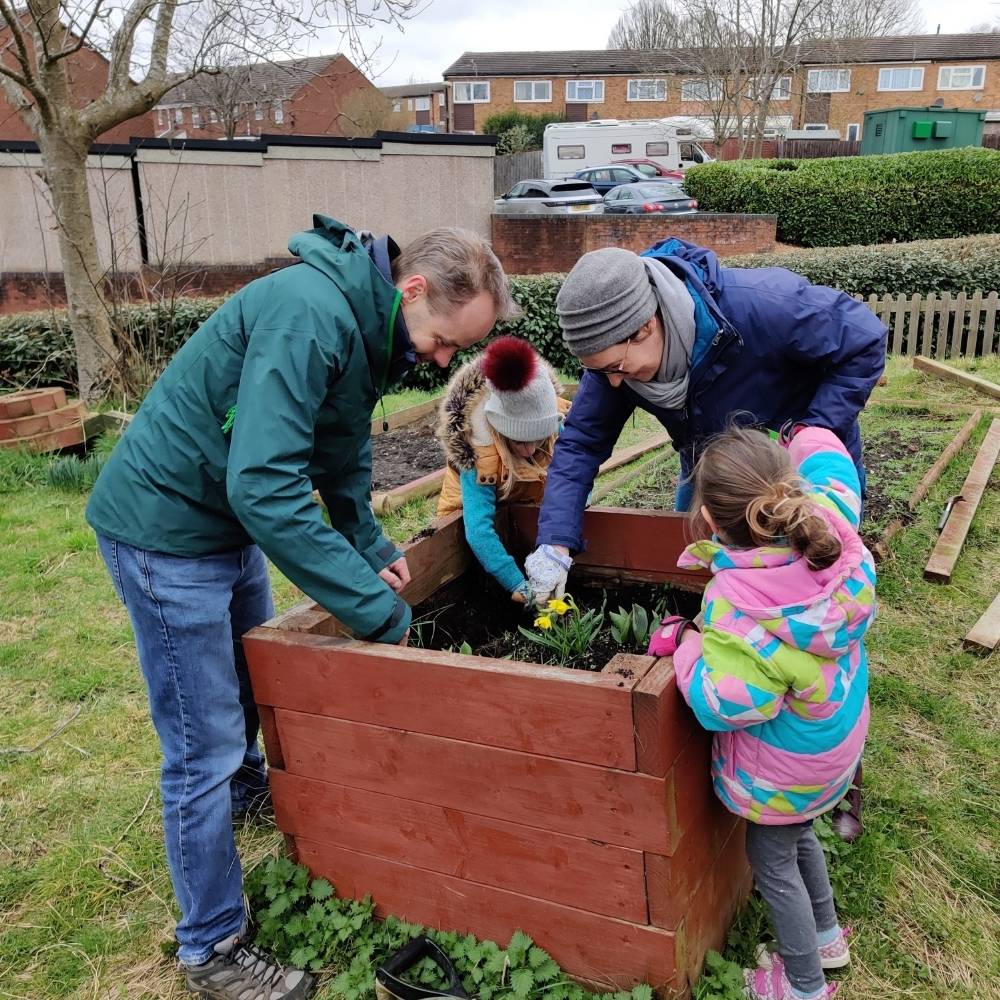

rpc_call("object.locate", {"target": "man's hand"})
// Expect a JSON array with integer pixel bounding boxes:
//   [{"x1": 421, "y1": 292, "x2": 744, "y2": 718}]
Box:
[
  {"x1": 525, "y1": 544, "x2": 572, "y2": 606},
  {"x1": 397, "y1": 629, "x2": 410, "y2": 647},
  {"x1": 378, "y1": 556, "x2": 411, "y2": 593}
]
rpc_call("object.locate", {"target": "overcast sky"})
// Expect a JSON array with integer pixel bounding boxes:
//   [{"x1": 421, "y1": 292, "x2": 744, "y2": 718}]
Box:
[{"x1": 305, "y1": 0, "x2": 1000, "y2": 86}]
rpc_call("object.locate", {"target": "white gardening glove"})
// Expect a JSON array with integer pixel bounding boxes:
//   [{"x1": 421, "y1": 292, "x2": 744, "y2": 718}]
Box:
[{"x1": 524, "y1": 545, "x2": 572, "y2": 607}]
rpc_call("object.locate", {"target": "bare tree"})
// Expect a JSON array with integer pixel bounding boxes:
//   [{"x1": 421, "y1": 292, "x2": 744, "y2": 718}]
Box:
[
  {"x1": 0, "y1": 0, "x2": 418, "y2": 401},
  {"x1": 177, "y1": 64, "x2": 266, "y2": 140},
  {"x1": 608, "y1": 0, "x2": 688, "y2": 49},
  {"x1": 806, "y1": 0, "x2": 924, "y2": 38},
  {"x1": 336, "y1": 85, "x2": 393, "y2": 137},
  {"x1": 968, "y1": 19, "x2": 1000, "y2": 34}
]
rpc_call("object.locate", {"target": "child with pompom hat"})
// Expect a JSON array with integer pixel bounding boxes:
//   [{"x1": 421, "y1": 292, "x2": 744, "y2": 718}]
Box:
[{"x1": 436, "y1": 337, "x2": 570, "y2": 602}]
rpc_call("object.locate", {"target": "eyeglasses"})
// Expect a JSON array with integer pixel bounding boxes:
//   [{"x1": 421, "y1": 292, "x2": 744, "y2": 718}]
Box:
[{"x1": 580, "y1": 332, "x2": 637, "y2": 375}]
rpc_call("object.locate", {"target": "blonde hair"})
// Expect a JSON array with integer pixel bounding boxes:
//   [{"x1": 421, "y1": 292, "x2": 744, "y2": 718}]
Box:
[
  {"x1": 690, "y1": 427, "x2": 842, "y2": 570},
  {"x1": 490, "y1": 428, "x2": 556, "y2": 501},
  {"x1": 393, "y1": 228, "x2": 521, "y2": 321}
]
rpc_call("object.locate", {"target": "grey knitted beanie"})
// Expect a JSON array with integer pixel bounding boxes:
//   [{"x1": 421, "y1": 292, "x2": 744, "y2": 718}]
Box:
[
  {"x1": 481, "y1": 336, "x2": 560, "y2": 443},
  {"x1": 556, "y1": 247, "x2": 658, "y2": 358}
]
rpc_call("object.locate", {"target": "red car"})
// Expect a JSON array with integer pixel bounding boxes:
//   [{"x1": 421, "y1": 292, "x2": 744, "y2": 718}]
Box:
[{"x1": 612, "y1": 158, "x2": 685, "y2": 183}]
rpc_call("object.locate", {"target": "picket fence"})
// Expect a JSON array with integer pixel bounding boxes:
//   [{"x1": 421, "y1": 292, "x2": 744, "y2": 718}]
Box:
[{"x1": 856, "y1": 290, "x2": 1000, "y2": 358}]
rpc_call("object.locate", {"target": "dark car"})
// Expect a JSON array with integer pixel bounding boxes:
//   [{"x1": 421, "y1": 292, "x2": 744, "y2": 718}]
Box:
[
  {"x1": 603, "y1": 183, "x2": 698, "y2": 215},
  {"x1": 571, "y1": 164, "x2": 660, "y2": 195},
  {"x1": 493, "y1": 179, "x2": 604, "y2": 215},
  {"x1": 613, "y1": 158, "x2": 686, "y2": 183}
]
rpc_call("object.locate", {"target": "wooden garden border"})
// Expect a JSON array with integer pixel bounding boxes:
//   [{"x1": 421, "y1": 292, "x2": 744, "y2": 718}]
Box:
[
  {"x1": 964, "y1": 594, "x2": 1000, "y2": 654},
  {"x1": 912, "y1": 357, "x2": 1000, "y2": 402}
]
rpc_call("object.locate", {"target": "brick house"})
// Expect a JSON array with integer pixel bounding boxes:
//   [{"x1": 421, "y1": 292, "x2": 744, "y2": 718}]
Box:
[
  {"x1": 380, "y1": 82, "x2": 449, "y2": 131},
  {"x1": 0, "y1": 15, "x2": 154, "y2": 142},
  {"x1": 442, "y1": 33, "x2": 1000, "y2": 141},
  {"x1": 153, "y1": 54, "x2": 384, "y2": 139}
]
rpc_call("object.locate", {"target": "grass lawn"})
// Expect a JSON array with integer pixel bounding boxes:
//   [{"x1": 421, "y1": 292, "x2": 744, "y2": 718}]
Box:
[{"x1": 1, "y1": 357, "x2": 998, "y2": 999}]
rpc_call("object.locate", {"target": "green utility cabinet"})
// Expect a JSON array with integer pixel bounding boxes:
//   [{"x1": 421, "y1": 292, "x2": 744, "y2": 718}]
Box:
[{"x1": 860, "y1": 106, "x2": 985, "y2": 155}]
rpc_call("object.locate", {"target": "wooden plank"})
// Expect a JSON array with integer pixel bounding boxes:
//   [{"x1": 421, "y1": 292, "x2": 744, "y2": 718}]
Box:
[
  {"x1": 601, "y1": 652, "x2": 657, "y2": 689},
  {"x1": 246, "y1": 629, "x2": 638, "y2": 769},
  {"x1": 258, "y1": 704, "x2": 285, "y2": 769},
  {"x1": 632, "y1": 658, "x2": 697, "y2": 777},
  {"x1": 597, "y1": 433, "x2": 670, "y2": 477},
  {"x1": 664, "y1": 729, "x2": 717, "y2": 851},
  {"x1": 867, "y1": 398, "x2": 998, "y2": 416},
  {"x1": 953, "y1": 291, "x2": 967, "y2": 357},
  {"x1": 913, "y1": 357, "x2": 1000, "y2": 402},
  {"x1": 504, "y1": 505, "x2": 710, "y2": 589},
  {"x1": 259, "y1": 600, "x2": 343, "y2": 635},
  {"x1": 933, "y1": 292, "x2": 951, "y2": 359},
  {"x1": 645, "y1": 803, "x2": 739, "y2": 930},
  {"x1": 963, "y1": 593, "x2": 1000, "y2": 654},
  {"x1": 275, "y1": 709, "x2": 672, "y2": 851},
  {"x1": 591, "y1": 449, "x2": 669, "y2": 504},
  {"x1": 397, "y1": 510, "x2": 471, "y2": 608},
  {"x1": 924, "y1": 419, "x2": 1000, "y2": 582},
  {"x1": 923, "y1": 294, "x2": 937, "y2": 359},
  {"x1": 370, "y1": 396, "x2": 441, "y2": 437},
  {"x1": 269, "y1": 768, "x2": 648, "y2": 922},
  {"x1": 968, "y1": 290, "x2": 983, "y2": 357},
  {"x1": 984, "y1": 291, "x2": 999, "y2": 356},
  {"x1": 908, "y1": 409, "x2": 982, "y2": 511},
  {"x1": 890, "y1": 293, "x2": 906, "y2": 355},
  {"x1": 371, "y1": 467, "x2": 446, "y2": 516},
  {"x1": 295, "y1": 838, "x2": 681, "y2": 990},
  {"x1": 908, "y1": 293, "x2": 923, "y2": 357}
]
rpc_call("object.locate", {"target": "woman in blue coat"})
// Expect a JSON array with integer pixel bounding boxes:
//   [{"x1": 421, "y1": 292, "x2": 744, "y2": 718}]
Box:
[{"x1": 524, "y1": 238, "x2": 886, "y2": 841}]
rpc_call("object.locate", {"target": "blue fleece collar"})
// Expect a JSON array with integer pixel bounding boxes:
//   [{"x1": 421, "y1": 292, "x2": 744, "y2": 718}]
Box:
[{"x1": 368, "y1": 234, "x2": 417, "y2": 382}]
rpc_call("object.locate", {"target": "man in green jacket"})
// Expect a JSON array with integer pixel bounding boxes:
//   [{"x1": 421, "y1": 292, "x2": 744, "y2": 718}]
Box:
[{"x1": 86, "y1": 216, "x2": 515, "y2": 999}]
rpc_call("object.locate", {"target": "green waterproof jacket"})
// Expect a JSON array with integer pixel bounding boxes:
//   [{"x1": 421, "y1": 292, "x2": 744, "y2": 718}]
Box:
[{"x1": 86, "y1": 215, "x2": 411, "y2": 643}]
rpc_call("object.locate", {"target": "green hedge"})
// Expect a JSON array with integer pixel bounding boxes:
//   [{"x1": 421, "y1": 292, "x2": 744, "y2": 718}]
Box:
[
  {"x1": 481, "y1": 110, "x2": 562, "y2": 150},
  {"x1": 683, "y1": 147, "x2": 1000, "y2": 247},
  {"x1": 726, "y1": 234, "x2": 1000, "y2": 297},
  {"x1": 5, "y1": 235, "x2": 998, "y2": 394}
]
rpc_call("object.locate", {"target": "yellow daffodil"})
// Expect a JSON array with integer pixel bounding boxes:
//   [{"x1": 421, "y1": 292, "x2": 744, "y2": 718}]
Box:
[
  {"x1": 534, "y1": 614, "x2": 553, "y2": 630},
  {"x1": 547, "y1": 598, "x2": 570, "y2": 615}
]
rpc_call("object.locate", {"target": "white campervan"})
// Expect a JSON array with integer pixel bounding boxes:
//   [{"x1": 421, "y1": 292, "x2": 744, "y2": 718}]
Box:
[{"x1": 542, "y1": 118, "x2": 714, "y2": 180}]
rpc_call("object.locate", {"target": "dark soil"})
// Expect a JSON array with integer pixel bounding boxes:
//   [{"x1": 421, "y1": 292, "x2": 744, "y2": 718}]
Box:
[
  {"x1": 371, "y1": 425, "x2": 444, "y2": 492},
  {"x1": 411, "y1": 568, "x2": 702, "y2": 671}
]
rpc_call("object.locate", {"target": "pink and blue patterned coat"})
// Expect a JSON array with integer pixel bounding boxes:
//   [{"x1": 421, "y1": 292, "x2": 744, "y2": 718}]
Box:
[{"x1": 673, "y1": 428, "x2": 876, "y2": 825}]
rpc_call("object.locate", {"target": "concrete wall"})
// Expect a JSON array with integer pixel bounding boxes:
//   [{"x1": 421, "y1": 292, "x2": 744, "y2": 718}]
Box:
[{"x1": 0, "y1": 135, "x2": 494, "y2": 277}]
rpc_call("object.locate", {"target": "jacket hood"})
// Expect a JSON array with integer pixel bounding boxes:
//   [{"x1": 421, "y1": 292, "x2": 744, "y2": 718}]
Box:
[
  {"x1": 288, "y1": 215, "x2": 402, "y2": 393},
  {"x1": 437, "y1": 354, "x2": 563, "y2": 471},
  {"x1": 679, "y1": 506, "x2": 873, "y2": 660},
  {"x1": 643, "y1": 237, "x2": 725, "y2": 301}
]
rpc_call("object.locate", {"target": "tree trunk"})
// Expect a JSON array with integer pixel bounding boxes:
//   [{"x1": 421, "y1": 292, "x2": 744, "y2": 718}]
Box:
[{"x1": 39, "y1": 133, "x2": 117, "y2": 401}]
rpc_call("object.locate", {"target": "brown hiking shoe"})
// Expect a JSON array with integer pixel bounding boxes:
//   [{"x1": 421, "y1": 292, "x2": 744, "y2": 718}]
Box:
[{"x1": 184, "y1": 934, "x2": 315, "y2": 999}]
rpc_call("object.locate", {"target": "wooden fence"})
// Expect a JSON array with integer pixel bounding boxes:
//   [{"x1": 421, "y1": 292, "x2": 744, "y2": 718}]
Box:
[
  {"x1": 856, "y1": 290, "x2": 1000, "y2": 358},
  {"x1": 494, "y1": 150, "x2": 543, "y2": 195}
]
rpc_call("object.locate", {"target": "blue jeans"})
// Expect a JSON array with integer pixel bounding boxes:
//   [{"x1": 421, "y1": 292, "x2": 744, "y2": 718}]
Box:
[{"x1": 96, "y1": 535, "x2": 274, "y2": 965}]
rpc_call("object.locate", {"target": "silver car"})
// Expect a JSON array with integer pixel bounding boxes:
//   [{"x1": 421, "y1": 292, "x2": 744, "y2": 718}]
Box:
[{"x1": 493, "y1": 179, "x2": 604, "y2": 215}]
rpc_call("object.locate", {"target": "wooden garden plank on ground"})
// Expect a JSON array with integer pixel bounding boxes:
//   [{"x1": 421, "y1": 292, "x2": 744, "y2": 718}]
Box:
[
  {"x1": 963, "y1": 593, "x2": 1000, "y2": 654},
  {"x1": 912, "y1": 357, "x2": 1000, "y2": 401},
  {"x1": 294, "y1": 837, "x2": 680, "y2": 990},
  {"x1": 924, "y1": 419, "x2": 1000, "y2": 583},
  {"x1": 908, "y1": 409, "x2": 982, "y2": 511},
  {"x1": 269, "y1": 768, "x2": 648, "y2": 922},
  {"x1": 275, "y1": 709, "x2": 671, "y2": 851},
  {"x1": 246, "y1": 629, "x2": 639, "y2": 769},
  {"x1": 370, "y1": 396, "x2": 441, "y2": 436}
]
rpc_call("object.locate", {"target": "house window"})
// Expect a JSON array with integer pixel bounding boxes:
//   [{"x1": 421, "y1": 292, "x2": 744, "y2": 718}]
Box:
[
  {"x1": 438, "y1": 92, "x2": 445, "y2": 106},
  {"x1": 392, "y1": 100, "x2": 402, "y2": 113},
  {"x1": 453, "y1": 81, "x2": 491, "y2": 103},
  {"x1": 514, "y1": 80, "x2": 552, "y2": 102},
  {"x1": 407, "y1": 98, "x2": 413, "y2": 110},
  {"x1": 191, "y1": 108, "x2": 201, "y2": 126},
  {"x1": 415, "y1": 96, "x2": 431, "y2": 111},
  {"x1": 174, "y1": 108, "x2": 184, "y2": 123},
  {"x1": 566, "y1": 80, "x2": 604, "y2": 102},
  {"x1": 557, "y1": 144, "x2": 585, "y2": 159},
  {"x1": 273, "y1": 100, "x2": 284, "y2": 124},
  {"x1": 846, "y1": 123, "x2": 860, "y2": 141},
  {"x1": 937, "y1": 65, "x2": 985, "y2": 90},
  {"x1": 208, "y1": 109, "x2": 218, "y2": 122},
  {"x1": 681, "y1": 79, "x2": 722, "y2": 102},
  {"x1": 254, "y1": 104, "x2": 264, "y2": 120},
  {"x1": 804, "y1": 123, "x2": 828, "y2": 130},
  {"x1": 627, "y1": 79, "x2": 666, "y2": 101},
  {"x1": 807, "y1": 69, "x2": 851, "y2": 93},
  {"x1": 749, "y1": 76, "x2": 792, "y2": 101},
  {"x1": 878, "y1": 66, "x2": 924, "y2": 91}
]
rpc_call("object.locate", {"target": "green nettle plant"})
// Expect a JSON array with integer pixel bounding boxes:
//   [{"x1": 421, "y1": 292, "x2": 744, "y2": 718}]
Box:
[{"x1": 517, "y1": 595, "x2": 605, "y2": 667}]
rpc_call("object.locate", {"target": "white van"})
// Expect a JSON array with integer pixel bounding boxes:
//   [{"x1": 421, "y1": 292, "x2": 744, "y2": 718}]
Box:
[{"x1": 543, "y1": 118, "x2": 714, "y2": 180}]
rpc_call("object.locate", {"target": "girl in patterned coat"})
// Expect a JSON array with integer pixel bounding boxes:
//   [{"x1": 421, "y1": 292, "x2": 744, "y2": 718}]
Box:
[{"x1": 648, "y1": 425, "x2": 876, "y2": 1000}]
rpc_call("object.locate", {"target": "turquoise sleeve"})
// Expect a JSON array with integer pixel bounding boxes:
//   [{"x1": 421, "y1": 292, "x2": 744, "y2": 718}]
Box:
[{"x1": 459, "y1": 469, "x2": 528, "y2": 594}]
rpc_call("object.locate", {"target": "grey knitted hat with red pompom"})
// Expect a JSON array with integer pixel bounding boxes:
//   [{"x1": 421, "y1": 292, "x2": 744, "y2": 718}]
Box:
[{"x1": 482, "y1": 336, "x2": 559, "y2": 442}]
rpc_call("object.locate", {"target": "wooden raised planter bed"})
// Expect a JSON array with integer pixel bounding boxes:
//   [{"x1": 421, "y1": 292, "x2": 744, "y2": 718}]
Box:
[{"x1": 244, "y1": 506, "x2": 751, "y2": 996}]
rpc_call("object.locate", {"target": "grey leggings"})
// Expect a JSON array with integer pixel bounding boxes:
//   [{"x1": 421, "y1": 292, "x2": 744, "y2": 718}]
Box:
[{"x1": 746, "y1": 820, "x2": 838, "y2": 994}]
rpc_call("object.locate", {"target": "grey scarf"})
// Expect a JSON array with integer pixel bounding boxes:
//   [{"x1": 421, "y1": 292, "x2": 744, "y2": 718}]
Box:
[{"x1": 624, "y1": 257, "x2": 695, "y2": 410}]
